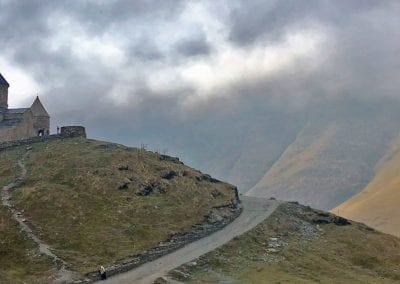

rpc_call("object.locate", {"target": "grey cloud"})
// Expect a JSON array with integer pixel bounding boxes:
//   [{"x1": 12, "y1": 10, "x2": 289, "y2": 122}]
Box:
[
  {"x1": 128, "y1": 37, "x2": 164, "y2": 61},
  {"x1": 175, "y1": 36, "x2": 212, "y2": 57},
  {"x1": 1, "y1": 0, "x2": 400, "y2": 190},
  {"x1": 227, "y1": 0, "x2": 389, "y2": 45}
]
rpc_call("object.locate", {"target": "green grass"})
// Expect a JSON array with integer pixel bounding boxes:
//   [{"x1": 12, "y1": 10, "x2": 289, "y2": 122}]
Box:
[
  {"x1": 0, "y1": 151, "x2": 56, "y2": 283},
  {"x1": 0, "y1": 138, "x2": 237, "y2": 278},
  {"x1": 171, "y1": 203, "x2": 400, "y2": 283}
]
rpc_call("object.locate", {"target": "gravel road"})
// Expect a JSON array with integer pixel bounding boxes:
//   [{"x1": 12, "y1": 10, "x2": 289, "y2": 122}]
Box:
[{"x1": 103, "y1": 196, "x2": 280, "y2": 284}]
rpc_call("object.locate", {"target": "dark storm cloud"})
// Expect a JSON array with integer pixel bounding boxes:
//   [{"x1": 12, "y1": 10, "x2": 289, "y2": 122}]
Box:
[
  {"x1": 227, "y1": 0, "x2": 390, "y2": 45},
  {"x1": 0, "y1": 0, "x2": 185, "y2": 78},
  {"x1": 129, "y1": 40, "x2": 164, "y2": 61},
  {"x1": 175, "y1": 36, "x2": 212, "y2": 57},
  {"x1": 1, "y1": 0, "x2": 400, "y2": 188},
  {"x1": 1, "y1": 0, "x2": 399, "y2": 118}
]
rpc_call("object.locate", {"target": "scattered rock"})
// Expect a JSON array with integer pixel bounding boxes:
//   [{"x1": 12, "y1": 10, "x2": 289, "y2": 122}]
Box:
[
  {"x1": 268, "y1": 237, "x2": 281, "y2": 248},
  {"x1": 159, "y1": 155, "x2": 183, "y2": 164},
  {"x1": 117, "y1": 178, "x2": 132, "y2": 190},
  {"x1": 123, "y1": 177, "x2": 132, "y2": 183},
  {"x1": 312, "y1": 214, "x2": 351, "y2": 226},
  {"x1": 211, "y1": 189, "x2": 222, "y2": 198},
  {"x1": 161, "y1": 170, "x2": 178, "y2": 180},
  {"x1": 117, "y1": 182, "x2": 129, "y2": 190},
  {"x1": 170, "y1": 269, "x2": 191, "y2": 280},
  {"x1": 266, "y1": 248, "x2": 279, "y2": 253},
  {"x1": 206, "y1": 206, "x2": 232, "y2": 223},
  {"x1": 137, "y1": 181, "x2": 167, "y2": 196},
  {"x1": 154, "y1": 277, "x2": 168, "y2": 284},
  {"x1": 137, "y1": 185, "x2": 153, "y2": 196},
  {"x1": 196, "y1": 174, "x2": 221, "y2": 183}
]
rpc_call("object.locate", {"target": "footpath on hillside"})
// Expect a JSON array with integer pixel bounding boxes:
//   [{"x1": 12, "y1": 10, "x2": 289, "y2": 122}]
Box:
[
  {"x1": 103, "y1": 196, "x2": 280, "y2": 284},
  {"x1": 0, "y1": 156, "x2": 72, "y2": 283}
]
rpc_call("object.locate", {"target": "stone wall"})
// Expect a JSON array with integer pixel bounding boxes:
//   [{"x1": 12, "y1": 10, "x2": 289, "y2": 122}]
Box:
[
  {"x1": 0, "y1": 125, "x2": 87, "y2": 151},
  {"x1": 83, "y1": 202, "x2": 242, "y2": 282},
  {"x1": 60, "y1": 126, "x2": 86, "y2": 138},
  {"x1": 33, "y1": 115, "x2": 50, "y2": 136},
  {"x1": 0, "y1": 86, "x2": 8, "y2": 108},
  {"x1": 0, "y1": 135, "x2": 60, "y2": 151},
  {"x1": 0, "y1": 111, "x2": 38, "y2": 142},
  {"x1": 1, "y1": 111, "x2": 33, "y2": 142}
]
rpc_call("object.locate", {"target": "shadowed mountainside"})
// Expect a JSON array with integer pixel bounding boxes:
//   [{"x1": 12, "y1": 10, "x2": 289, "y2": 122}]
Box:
[
  {"x1": 111, "y1": 96, "x2": 400, "y2": 212},
  {"x1": 333, "y1": 136, "x2": 400, "y2": 237},
  {"x1": 247, "y1": 97, "x2": 400, "y2": 210}
]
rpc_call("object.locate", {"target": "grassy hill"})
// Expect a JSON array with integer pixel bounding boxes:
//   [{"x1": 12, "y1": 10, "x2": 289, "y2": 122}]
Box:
[
  {"x1": 333, "y1": 136, "x2": 400, "y2": 237},
  {"x1": 170, "y1": 202, "x2": 400, "y2": 283},
  {"x1": 0, "y1": 152, "x2": 57, "y2": 283},
  {"x1": 0, "y1": 137, "x2": 238, "y2": 281}
]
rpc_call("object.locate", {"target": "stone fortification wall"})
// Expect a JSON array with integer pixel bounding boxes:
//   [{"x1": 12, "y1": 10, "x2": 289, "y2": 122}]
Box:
[
  {"x1": 0, "y1": 126, "x2": 86, "y2": 151},
  {"x1": 60, "y1": 126, "x2": 86, "y2": 138}
]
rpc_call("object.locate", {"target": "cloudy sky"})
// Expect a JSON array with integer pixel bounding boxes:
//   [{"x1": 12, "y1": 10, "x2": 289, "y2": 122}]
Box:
[{"x1": 1, "y1": 0, "x2": 399, "y2": 147}]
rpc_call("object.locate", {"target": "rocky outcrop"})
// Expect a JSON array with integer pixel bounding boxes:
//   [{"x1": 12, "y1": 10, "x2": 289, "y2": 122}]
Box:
[{"x1": 311, "y1": 212, "x2": 351, "y2": 226}]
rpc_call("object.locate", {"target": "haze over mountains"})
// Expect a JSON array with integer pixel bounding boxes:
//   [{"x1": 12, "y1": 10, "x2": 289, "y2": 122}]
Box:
[
  {"x1": 333, "y1": 137, "x2": 400, "y2": 237},
  {"x1": 248, "y1": 96, "x2": 400, "y2": 209},
  {"x1": 113, "y1": 95, "x2": 400, "y2": 211},
  {"x1": 2, "y1": 1, "x2": 400, "y2": 232}
]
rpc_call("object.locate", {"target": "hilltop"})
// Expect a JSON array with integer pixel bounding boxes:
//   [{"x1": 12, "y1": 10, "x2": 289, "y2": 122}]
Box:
[
  {"x1": 125, "y1": 96, "x2": 400, "y2": 211},
  {"x1": 169, "y1": 202, "x2": 400, "y2": 283},
  {"x1": 0, "y1": 137, "x2": 239, "y2": 282},
  {"x1": 333, "y1": 136, "x2": 400, "y2": 237}
]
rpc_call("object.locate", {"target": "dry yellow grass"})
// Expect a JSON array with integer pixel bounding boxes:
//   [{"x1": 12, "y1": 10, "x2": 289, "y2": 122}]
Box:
[
  {"x1": 333, "y1": 136, "x2": 400, "y2": 237},
  {"x1": 0, "y1": 151, "x2": 56, "y2": 283},
  {"x1": 171, "y1": 202, "x2": 400, "y2": 283},
  {"x1": 0, "y1": 137, "x2": 237, "y2": 279},
  {"x1": 249, "y1": 123, "x2": 336, "y2": 191}
]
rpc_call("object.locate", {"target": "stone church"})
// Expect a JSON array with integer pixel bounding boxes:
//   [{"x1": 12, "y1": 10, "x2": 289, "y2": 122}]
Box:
[{"x1": 0, "y1": 73, "x2": 50, "y2": 142}]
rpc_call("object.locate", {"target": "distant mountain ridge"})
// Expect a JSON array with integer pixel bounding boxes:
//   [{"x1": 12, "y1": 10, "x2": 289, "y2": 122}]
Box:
[
  {"x1": 333, "y1": 136, "x2": 400, "y2": 237},
  {"x1": 246, "y1": 97, "x2": 400, "y2": 210},
  {"x1": 115, "y1": 96, "x2": 400, "y2": 212}
]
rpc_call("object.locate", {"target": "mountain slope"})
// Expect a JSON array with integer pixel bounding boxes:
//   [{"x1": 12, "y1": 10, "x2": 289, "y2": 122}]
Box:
[
  {"x1": 0, "y1": 161, "x2": 54, "y2": 283},
  {"x1": 247, "y1": 98, "x2": 400, "y2": 210},
  {"x1": 0, "y1": 137, "x2": 238, "y2": 281},
  {"x1": 333, "y1": 136, "x2": 400, "y2": 237},
  {"x1": 170, "y1": 202, "x2": 400, "y2": 283}
]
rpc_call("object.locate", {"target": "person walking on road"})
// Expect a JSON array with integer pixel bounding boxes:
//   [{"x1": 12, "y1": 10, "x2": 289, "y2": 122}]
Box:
[{"x1": 100, "y1": 266, "x2": 107, "y2": 280}]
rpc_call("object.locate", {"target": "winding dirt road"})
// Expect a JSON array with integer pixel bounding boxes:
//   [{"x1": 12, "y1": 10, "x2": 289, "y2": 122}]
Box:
[{"x1": 104, "y1": 196, "x2": 280, "y2": 284}]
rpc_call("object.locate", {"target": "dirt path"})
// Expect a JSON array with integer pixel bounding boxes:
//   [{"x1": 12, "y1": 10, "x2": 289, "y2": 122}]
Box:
[
  {"x1": 0, "y1": 158, "x2": 72, "y2": 283},
  {"x1": 103, "y1": 196, "x2": 280, "y2": 284}
]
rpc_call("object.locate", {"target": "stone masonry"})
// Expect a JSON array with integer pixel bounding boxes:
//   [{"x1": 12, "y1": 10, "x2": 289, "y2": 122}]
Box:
[{"x1": 0, "y1": 73, "x2": 50, "y2": 142}]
